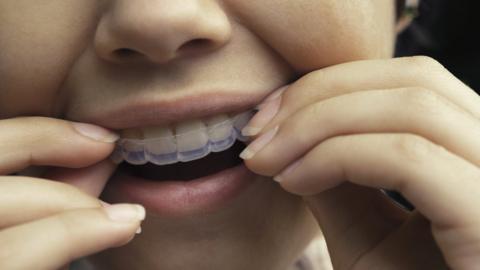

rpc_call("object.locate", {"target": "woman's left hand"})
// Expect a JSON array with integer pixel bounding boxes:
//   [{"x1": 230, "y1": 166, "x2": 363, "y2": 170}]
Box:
[{"x1": 241, "y1": 56, "x2": 480, "y2": 270}]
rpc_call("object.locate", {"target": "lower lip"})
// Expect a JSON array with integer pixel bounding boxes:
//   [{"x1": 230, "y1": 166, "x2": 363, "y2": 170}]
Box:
[{"x1": 105, "y1": 163, "x2": 256, "y2": 217}]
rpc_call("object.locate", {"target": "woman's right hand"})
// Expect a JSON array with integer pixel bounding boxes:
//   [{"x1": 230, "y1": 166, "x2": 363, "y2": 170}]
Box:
[{"x1": 0, "y1": 117, "x2": 145, "y2": 270}]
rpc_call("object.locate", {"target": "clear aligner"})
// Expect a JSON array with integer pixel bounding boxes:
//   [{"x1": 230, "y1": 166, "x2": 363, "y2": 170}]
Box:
[{"x1": 110, "y1": 109, "x2": 257, "y2": 165}]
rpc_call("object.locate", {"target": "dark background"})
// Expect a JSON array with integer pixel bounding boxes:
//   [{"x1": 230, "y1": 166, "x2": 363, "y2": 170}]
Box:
[
  {"x1": 391, "y1": 0, "x2": 479, "y2": 210},
  {"x1": 396, "y1": 0, "x2": 480, "y2": 93}
]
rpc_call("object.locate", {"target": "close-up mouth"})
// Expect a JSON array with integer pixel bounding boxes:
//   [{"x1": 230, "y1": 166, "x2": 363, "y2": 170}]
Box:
[
  {"x1": 111, "y1": 108, "x2": 256, "y2": 165},
  {"x1": 94, "y1": 88, "x2": 282, "y2": 216},
  {"x1": 112, "y1": 107, "x2": 257, "y2": 181}
]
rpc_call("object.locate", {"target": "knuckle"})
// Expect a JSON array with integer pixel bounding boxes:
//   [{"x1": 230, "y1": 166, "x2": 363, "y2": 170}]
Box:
[
  {"x1": 406, "y1": 55, "x2": 444, "y2": 71},
  {"x1": 401, "y1": 87, "x2": 445, "y2": 115},
  {"x1": 393, "y1": 134, "x2": 440, "y2": 163},
  {"x1": 403, "y1": 56, "x2": 448, "y2": 84}
]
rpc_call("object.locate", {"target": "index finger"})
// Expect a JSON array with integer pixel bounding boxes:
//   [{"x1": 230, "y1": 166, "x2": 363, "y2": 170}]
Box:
[
  {"x1": 0, "y1": 117, "x2": 118, "y2": 175},
  {"x1": 250, "y1": 57, "x2": 480, "y2": 136}
]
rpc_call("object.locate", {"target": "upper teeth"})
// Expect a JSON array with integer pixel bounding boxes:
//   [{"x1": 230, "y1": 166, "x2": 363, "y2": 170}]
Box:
[{"x1": 110, "y1": 109, "x2": 256, "y2": 165}]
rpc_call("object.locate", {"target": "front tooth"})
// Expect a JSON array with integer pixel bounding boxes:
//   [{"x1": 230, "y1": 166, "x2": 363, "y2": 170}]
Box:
[
  {"x1": 143, "y1": 126, "x2": 178, "y2": 165},
  {"x1": 205, "y1": 114, "x2": 236, "y2": 152},
  {"x1": 118, "y1": 108, "x2": 257, "y2": 165},
  {"x1": 121, "y1": 140, "x2": 147, "y2": 165},
  {"x1": 205, "y1": 114, "x2": 233, "y2": 141},
  {"x1": 175, "y1": 120, "x2": 210, "y2": 162}
]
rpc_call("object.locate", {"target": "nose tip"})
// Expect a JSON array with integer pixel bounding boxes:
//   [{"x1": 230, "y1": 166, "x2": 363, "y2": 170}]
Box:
[{"x1": 94, "y1": 1, "x2": 232, "y2": 64}]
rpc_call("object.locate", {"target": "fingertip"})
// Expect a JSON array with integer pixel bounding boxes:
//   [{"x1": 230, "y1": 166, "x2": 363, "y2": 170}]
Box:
[{"x1": 71, "y1": 122, "x2": 119, "y2": 143}]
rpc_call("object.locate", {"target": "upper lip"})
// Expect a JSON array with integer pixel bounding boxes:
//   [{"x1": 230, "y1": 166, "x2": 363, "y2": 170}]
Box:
[{"x1": 71, "y1": 90, "x2": 272, "y2": 131}]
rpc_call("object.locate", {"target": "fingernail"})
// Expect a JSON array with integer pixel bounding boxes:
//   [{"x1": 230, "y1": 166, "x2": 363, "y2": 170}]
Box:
[
  {"x1": 240, "y1": 126, "x2": 279, "y2": 160},
  {"x1": 104, "y1": 203, "x2": 146, "y2": 223},
  {"x1": 135, "y1": 226, "x2": 142, "y2": 234},
  {"x1": 72, "y1": 122, "x2": 119, "y2": 143},
  {"x1": 242, "y1": 96, "x2": 282, "y2": 137},
  {"x1": 273, "y1": 158, "x2": 303, "y2": 183}
]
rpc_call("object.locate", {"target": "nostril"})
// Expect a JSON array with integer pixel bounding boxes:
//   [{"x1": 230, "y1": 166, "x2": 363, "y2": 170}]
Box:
[
  {"x1": 178, "y1": 38, "x2": 214, "y2": 54},
  {"x1": 113, "y1": 48, "x2": 139, "y2": 58},
  {"x1": 110, "y1": 39, "x2": 215, "y2": 62}
]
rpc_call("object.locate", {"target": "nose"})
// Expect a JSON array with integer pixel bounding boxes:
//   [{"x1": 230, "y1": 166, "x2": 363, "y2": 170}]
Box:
[{"x1": 95, "y1": 0, "x2": 232, "y2": 64}]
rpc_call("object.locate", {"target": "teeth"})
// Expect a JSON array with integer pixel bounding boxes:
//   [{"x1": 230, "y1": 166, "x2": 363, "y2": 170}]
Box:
[
  {"x1": 122, "y1": 140, "x2": 146, "y2": 165},
  {"x1": 175, "y1": 120, "x2": 210, "y2": 162},
  {"x1": 144, "y1": 127, "x2": 177, "y2": 165},
  {"x1": 118, "y1": 128, "x2": 146, "y2": 164},
  {"x1": 113, "y1": 109, "x2": 256, "y2": 165},
  {"x1": 205, "y1": 115, "x2": 236, "y2": 152}
]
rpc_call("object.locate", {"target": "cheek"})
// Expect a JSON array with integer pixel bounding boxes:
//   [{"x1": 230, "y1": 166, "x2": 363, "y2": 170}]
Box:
[
  {"x1": 0, "y1": 0, "x2": 98, "y2": 118},
  {"x1": 228, "y1": 0, "x2": 396, "y2": 73}
]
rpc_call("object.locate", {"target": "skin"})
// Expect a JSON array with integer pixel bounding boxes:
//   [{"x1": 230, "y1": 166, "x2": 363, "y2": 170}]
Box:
[{"x1": 1, "y1": 0, "x2": 479, "y2": 269}]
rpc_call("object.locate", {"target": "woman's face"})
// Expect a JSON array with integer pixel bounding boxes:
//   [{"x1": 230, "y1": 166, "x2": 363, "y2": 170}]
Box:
[{"x1": 0, "y1": 1, "x2": 396, "y2": 269}]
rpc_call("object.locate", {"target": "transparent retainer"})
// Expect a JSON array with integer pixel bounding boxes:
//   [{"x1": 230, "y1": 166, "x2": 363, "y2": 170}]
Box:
[{"x1": 111, "y1": 109, "x2": 256, "y2": 165}]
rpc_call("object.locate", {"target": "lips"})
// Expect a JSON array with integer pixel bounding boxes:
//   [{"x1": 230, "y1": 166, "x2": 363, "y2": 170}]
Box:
[
  {"x1": 77, "y1": 91, "x2": 272, "y2": 130},
  {"x1": 102, "y1": 140, "x2": 254, "y2": 216},
  {"x1": 106, "y1": 162, "x2": 256, "y2": 217},
  {"x1": 68, "y1": 87, "x2": 285, "y2": 217}
]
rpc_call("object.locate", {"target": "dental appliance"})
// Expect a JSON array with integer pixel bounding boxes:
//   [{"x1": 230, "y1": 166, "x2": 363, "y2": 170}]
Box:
[{"x1": 111, "y1": 109, "x2": 256, "y2": 165}]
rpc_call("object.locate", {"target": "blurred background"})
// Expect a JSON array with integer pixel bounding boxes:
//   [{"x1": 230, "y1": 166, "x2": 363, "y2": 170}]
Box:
[{"x1": 396, "y1": 0, "x2": 480, "y2": 93}]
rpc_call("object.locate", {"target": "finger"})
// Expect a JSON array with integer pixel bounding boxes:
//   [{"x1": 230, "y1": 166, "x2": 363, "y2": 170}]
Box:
[
  {"x1": 305, "y1": 183, "x2": 410, "y2": 269},
  {"x1": 245, "y1": 56, "x2": 480, "y2": 136},
  {"x1": 242, "y1": 87, "x2": 480, "y2": 176},
  {"x1": 0, "y1": 117, "x2": 118, "y2": 175},
  {"x1": 0, "y1": 204, "x2": 145, "y2": 270},
  {"x1": 275, "y1": 133, "x2": 480, "y2": 229},
  {"x1": 308, "y1": 188, "x2": 446, "y2": 270},
  {"x1": 44, "y1": 159, "x2": 118, "y2": 197},
  {"x1": 342, "y1": 212, "x2": 447, "y2": 270},
  {"x1": 275, "y1": 133, "x2": 480, "y2": 268},
  {"x1": 0, "y1": 176, "x2": 101, "y2": 228}
]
